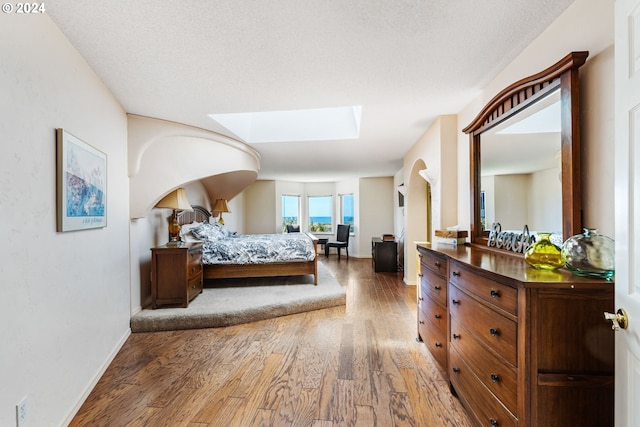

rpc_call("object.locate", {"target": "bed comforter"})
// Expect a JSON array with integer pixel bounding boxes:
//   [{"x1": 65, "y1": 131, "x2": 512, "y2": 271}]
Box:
[{"x1": 188, "y1": 222, "x2": 315, "y2": 265}]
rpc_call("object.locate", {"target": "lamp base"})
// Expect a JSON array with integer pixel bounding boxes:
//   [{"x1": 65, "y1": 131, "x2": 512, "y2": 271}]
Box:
[{"x1": 168, "y1": 209, "x2": 182, "y2": 243}]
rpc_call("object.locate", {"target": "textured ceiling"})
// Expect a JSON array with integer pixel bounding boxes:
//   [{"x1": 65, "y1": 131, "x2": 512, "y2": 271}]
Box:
[{"x1": 47, "y1": 0, "x2": 574, "y2": 182}]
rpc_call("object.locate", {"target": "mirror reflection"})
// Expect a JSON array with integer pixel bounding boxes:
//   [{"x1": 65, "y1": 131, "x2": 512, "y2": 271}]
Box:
[{"x1": 480, "y1": 88, "x2": 562, "y2": 235}]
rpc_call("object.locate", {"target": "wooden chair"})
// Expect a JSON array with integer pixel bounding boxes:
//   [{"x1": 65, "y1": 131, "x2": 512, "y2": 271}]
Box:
[{"x1": 325, "y1": 224, "x2": 350, "y2": 260}]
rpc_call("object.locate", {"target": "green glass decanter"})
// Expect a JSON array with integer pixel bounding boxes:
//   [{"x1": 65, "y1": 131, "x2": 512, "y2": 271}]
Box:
[{"x1": 524, "y1": 232, "x2": 565, "y2": 270}]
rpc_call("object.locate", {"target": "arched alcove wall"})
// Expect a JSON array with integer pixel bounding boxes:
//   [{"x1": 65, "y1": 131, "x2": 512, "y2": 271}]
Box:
[
  {"x1": 128, "y1": 114, "x2": 261, "y2": 218},
  {"x1": 402, "y1": 115, "x2": 458, "y2": 285}
]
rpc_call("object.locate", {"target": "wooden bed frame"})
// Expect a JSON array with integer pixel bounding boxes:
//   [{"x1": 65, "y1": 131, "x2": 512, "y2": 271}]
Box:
[{"x1": 178, "y1": 205, "x2": 319, "y2": 285}]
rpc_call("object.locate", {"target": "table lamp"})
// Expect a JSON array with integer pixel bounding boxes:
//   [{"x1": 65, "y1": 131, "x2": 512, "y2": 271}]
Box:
[
  {"x1": 155, "y1": 188, "x2": 193, "y2": 245},
  {"x1": 212, "y1": 199, "x2": 230, "y2": 225}
]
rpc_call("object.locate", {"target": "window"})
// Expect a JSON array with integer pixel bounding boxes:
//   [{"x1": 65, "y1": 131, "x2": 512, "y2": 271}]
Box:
[
  {"x1": 282, "y1": 195, "x2": 300, "y2": 232},
  {"x1": 308, "y1": 195, "x2": 332, "y2": 233},
  {"x1": 340, "y1": 194, "x2": 354, "y2": 233}
]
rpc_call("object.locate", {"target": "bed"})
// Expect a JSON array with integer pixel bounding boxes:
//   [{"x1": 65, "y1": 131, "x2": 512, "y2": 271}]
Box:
[{"x1": 177, "y1": 205, "x2": 319, "y2": 285}]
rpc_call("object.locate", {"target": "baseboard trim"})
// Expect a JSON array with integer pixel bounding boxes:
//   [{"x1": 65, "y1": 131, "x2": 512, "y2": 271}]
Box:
[{"x1": 61, "y1": 327, "x2": 131, "y2": 426}]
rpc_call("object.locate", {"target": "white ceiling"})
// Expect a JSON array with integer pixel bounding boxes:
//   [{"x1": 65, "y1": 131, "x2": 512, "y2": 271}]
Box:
[{"x1": 47, "y1": 0, "x2": 574, "y2": 182}]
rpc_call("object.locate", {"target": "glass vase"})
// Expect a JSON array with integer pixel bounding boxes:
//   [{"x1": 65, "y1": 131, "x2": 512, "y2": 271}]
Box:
[
  {"x1": 524, "y1": 232, "x2": 565, "y2": 270},
  {"x1": 561, "y1": 228, "x2": 615, "y2": 280}
]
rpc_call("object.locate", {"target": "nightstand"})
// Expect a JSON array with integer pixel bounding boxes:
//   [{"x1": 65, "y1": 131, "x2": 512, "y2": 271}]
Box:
[{"x1": 150, "y1": 242, "x2": 203, "y2": 308}]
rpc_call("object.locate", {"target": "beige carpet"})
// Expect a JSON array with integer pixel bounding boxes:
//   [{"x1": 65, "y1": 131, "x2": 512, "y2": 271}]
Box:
[{"x1": 130, "y1": 262, "x2": 346, "y2": 332}]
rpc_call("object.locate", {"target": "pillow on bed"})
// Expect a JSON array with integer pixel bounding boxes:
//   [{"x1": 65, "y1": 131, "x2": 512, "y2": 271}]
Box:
[
  {"x1": 180, "y1": 221, "x2": 203, "y2": 241},
  {"x1": 211, "y1": 222, "x2": 233, "y2": 238},
  {"x1": 191, "y1": 222, "x2": 226, "y2": 241}
]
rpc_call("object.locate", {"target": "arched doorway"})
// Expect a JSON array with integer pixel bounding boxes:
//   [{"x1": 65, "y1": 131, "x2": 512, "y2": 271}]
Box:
[{"x1": 404, "y1": 159, "x2": 436, "y2": 285}]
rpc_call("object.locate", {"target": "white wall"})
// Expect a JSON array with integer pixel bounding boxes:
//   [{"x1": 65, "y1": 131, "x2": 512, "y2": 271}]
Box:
[{"x1": 0, "y1": 14, "x2": 130, "y2": 427}]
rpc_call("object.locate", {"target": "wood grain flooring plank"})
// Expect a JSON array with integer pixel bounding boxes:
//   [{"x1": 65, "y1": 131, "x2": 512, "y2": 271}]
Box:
[
  {"x1": 287, "y1": 387, "x2": 319, "y2": 427},
  {"x1": 337, "y1": 323, "x2": 354, "y2": 380},
  {"x1": 390, "y1": 391, "x2": 418, "y2": 427},
  {"x1": 333, "y1": 378, "x2": 355, "y2": 426},
  {"x1": 228, "y1": 353, "x2": 285, "y2": 426}
]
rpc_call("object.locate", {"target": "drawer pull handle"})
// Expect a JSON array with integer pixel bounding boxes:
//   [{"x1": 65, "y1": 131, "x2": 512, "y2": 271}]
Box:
[
  {"x1": 452, "y1": 271, "x2": 460, "y2": 277},
  {"x1": 435, "y1": 342, "x2": 442, "y2": 348},
  {"x1": 418, "y1": 273, "x2": 424, "y2": 278},
  {"x1": 453, "y1": 333, "x2": 461, "y2": 340},
  {"x1": 418, "y1": 296, "x2": 424, "y2": 301},
  {"x1": 434, "y1": 285, "x2": 441, "y2": 291},
  {"x1": 434, "y1": 314, "x2": 441, "y2": 319},
  {"x1": 490, "y1": 328, "x2": 499, "y2": 337},
  {"x1": 452, "y1": 299, "x2": 460, "y2": 305},
  {"x1": 434, "y1": 261, "x2": 441, "y2": 267},
  {"x1": 490, "y1": 419, "x2": 498, "y2": 427},
  {"x1": 490, "y1": 373, "x2": 500, "y2": 383},
  {"x1": 490, "y1": 289, "x2": 500, "y2": 298},
  {"x1": 452, "y1": 367, "x2": 461, "y2": 374},
  {"x1": 419, "y1": 321, "x2": 425, "y2": 325}
]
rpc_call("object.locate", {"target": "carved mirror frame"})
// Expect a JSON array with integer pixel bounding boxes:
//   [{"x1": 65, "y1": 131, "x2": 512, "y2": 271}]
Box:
[{"x1": 463, "y1": 51, "x2": 588, "y2": 247}]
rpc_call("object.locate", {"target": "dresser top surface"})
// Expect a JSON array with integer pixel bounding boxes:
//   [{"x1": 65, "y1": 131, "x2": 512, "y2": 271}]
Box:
[{"x1": 417, "y1": 243, "x2": 613, "y2": 288}]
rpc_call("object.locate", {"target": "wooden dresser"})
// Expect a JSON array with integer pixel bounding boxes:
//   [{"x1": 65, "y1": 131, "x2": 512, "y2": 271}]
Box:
[
  {"x1": 417, "y1": 243, "x2": 614, "y2": 427},
  {"x1": 417, "y1": 247, "x2": 449, "y2": 374},
  {"x1": 151, "y1": 242, "x2": 203, "y2": 308}
]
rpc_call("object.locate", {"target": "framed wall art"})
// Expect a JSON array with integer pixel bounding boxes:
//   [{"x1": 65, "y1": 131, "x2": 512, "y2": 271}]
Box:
[{"x1": 56, "y1": 128, "x2": 107, "y2": 231}]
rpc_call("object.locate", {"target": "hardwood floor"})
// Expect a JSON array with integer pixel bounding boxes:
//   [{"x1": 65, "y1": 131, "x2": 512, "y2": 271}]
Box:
[{"x1": 70, "y1": 257, "x2": 473, "y2": 427}]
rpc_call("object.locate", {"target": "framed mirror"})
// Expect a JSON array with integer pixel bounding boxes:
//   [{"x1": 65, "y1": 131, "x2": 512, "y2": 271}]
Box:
[{"x1": 463, "y1": 51, "x2": 589, "y2": 248}]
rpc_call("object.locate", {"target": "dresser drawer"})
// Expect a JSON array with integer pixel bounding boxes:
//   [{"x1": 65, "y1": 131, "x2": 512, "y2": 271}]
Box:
[
  {"x1": 187, "y1": 275, "x2": 202, "y2": 301},
  {"x1": 449, "y1": 261, "x2": 518, "y2": 316},
  {"x1": 449, "y1": 284, "x2": 517, "y2": 367},
  {"x1": 450, "y1": 348, "x2": 517, "y2": 427},
  {"x1": 420, "y1": 267, "x2": 447, "y2": 307},
  {"x1": 450, "y1": 316, "x2": 517, "y2": 414},
  {"x1": 418, "y1": 294, "x2": 447, "y2": 332},
  {"x1": 187, "y1": 248, "x2": 203, "y2": 279},
  {"x1": 419, "y1": 250, "x2": 447, "y2": 277},
  {"x1": 418, "y1": 312, "x2": 447, "y2": 372}
]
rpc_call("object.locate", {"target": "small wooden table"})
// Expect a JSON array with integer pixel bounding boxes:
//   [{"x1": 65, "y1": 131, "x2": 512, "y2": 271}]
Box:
[
  {"x1": 150, "y1": 242, "x2": 203, "y2": 308},
  {"x1": 316, "y1": 238, "x2": 328, "y2": 253}
]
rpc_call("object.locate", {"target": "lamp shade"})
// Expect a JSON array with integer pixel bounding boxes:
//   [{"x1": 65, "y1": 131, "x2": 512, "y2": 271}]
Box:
[
  {"x1": 212, "y1": 199, "x2": 230, "y2": 213},
  {"x1": 155, "y1": 188, "x2": 193, "y2": 211}
]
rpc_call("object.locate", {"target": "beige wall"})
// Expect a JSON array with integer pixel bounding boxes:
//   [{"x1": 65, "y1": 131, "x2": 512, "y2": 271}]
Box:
[
  {"x1": 402, "y1": 0, "x2": 614, "y2": 285},
  {"x1": 402, "y1": 115, "x2": 459, "y2": 284},
  {"x1": 0, "y1": 14, "x2": 130, "y2": 426},
  {"x1": 358, "y1": 177, "x2": 395, "y2": 257},
  {"x1": 242, "y1": 177, "x2": 392, "y2": 258},
  {"x1": 455, "y1": 0, "x2": 614, "y2": 239}
]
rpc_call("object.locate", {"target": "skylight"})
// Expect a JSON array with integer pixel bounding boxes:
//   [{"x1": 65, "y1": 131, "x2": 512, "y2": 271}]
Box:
[
  {"x1": 209, "y1": 106, "x2": 362, "y2": 143},
  {"x1": 496, "y1": 100, "x2": 561, "y2": 134}
]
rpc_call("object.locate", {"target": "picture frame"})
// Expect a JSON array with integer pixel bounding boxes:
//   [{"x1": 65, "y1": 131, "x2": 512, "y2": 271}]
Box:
[{"x1": 56, "y1": 129, "x2": 107, "y2": 231}]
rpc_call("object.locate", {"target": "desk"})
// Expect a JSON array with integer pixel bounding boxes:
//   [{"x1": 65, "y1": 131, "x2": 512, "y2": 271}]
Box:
[{"x1": 371, "y1": 238, "x2": 397, "y2": 272}]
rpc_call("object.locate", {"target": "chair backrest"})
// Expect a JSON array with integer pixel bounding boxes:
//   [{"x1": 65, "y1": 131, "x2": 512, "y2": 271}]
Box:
[
  {"x1": 286, "y1": 224, "x2": 300, "y2": 233},
  {"x1": 336, "y1": 224, "x2": 350, "y2": 242}
]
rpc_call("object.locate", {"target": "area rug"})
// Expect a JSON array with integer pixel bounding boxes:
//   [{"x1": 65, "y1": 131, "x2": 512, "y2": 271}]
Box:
[{"x1": 130, "y1": 262, "x2": 346, "y2": 332}]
